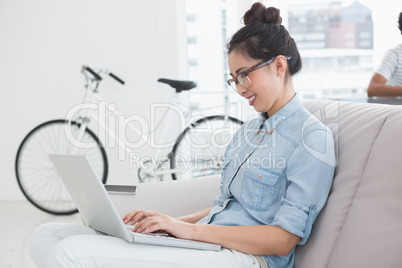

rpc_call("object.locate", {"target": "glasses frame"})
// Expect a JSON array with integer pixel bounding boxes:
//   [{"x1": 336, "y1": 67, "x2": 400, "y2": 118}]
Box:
[{"x1": 227, "y1": 55, "x2": 291, "y2": 92}]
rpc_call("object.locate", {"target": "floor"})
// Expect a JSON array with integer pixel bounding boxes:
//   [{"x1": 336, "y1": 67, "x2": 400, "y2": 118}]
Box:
[{"x1": 0, "y1": 201, "x2": 82, "y2": 268}]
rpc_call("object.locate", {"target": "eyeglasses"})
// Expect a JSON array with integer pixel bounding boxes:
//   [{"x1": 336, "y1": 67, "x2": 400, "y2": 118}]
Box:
[{"x1": 227, "y1": 55, "x2": 291, "y2": 92}]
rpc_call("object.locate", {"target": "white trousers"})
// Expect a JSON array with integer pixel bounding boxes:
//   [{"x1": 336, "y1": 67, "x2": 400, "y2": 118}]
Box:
[{"x1": 29, "y1": 223, "x2": 261, "y2": 268}]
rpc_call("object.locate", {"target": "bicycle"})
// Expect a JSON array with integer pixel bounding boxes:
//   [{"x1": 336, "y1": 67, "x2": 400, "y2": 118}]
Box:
[{"x1": 15, "y1": 65, "x2": 243, "y2": 215}]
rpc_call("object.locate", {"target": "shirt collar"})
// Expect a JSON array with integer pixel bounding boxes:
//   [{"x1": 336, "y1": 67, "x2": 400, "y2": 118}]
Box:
[{"x1": 259, "y1": 93, "x2": 302, "y2": 131}]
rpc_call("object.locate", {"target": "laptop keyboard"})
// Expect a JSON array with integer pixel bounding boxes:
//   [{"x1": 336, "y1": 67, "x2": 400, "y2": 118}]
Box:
[{"x1": 124, "y1": 224, "x2": 222, "y2": 251}]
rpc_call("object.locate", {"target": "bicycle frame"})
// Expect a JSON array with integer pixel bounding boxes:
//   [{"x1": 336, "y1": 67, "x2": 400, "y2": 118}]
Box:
[{"x1": 63, "y1": 69, "x2": 242, "y2": 179}]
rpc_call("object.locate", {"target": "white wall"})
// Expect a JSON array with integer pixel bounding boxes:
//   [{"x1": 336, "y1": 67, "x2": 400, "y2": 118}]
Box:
[{"x1": 0, "y1": 0, "x2": 187, "y2": 200}]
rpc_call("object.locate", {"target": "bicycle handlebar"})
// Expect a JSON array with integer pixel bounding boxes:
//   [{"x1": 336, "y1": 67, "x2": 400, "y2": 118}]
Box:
[
  {"x1": 84, "y1": 66, "x2": 103, "y2": 81},
  {"x1": 109, "y1": 72, "x2": 125, "y2": 85},
  {"x1": 83, "y1": 65, "x2": 125, "y2": 85}
]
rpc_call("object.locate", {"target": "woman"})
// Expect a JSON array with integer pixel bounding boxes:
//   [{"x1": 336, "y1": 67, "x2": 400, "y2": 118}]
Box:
[{"x1": 30, "y1": 3, "x2": 335, "y2": 268}]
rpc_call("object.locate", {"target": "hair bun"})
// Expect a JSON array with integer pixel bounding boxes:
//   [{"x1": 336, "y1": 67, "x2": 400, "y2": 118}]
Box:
[{"x1": 243, "y1": 2, "x2": 282, "y2": 25}]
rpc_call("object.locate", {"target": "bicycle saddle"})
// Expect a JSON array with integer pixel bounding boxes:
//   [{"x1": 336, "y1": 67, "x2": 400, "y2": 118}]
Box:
[{"x1": 158, "y1": 78, "x2": 197, "y2": 93}]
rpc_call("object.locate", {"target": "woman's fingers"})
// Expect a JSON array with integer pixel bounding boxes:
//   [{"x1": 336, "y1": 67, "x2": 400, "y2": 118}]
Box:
[
  {"x1": 133, "y1": 216, "x2": 173, "y2": 234},
  {"x1": 130, "y1": 210, "x2": 147, "y2": 225},
  {"x1": 142, "y1": 222, "x2": 162, "y2": 234},
  {"x1": 129, "y1": 215, "x2": 194, "y2": 241},
  {"x1": 123, "y1": 210, "x2": 161, "y2": 225},
  {"x1": 132, "y1": 216, "x2": 158, "y2": 233},
  {"x1": 123, "y1": 211, "x2": 187, "y2": 237},
  {"x1": 122, "y1": 209, "x2": 140, "y2": 224}
]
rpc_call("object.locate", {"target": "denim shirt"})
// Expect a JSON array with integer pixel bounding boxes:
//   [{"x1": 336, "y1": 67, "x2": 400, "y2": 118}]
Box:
[{"x1": 197, "y1": 94, "x2": 336, "y2": 268}]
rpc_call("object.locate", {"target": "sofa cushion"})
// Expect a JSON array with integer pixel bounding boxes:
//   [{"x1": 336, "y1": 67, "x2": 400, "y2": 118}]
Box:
[{"x1": 295, "y1": 99, "x2": 402, "y2": 268}]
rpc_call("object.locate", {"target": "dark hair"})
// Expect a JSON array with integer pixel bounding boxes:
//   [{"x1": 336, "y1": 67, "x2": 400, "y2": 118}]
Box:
[
  {"x1": 227, "y1": 2, "x2": 302, "y2": 78},
  {"x1": 399, "y1": 12, "x2": 402, "y2": 35}
]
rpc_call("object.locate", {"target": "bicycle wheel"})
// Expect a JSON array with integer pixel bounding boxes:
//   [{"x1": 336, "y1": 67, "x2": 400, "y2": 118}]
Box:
[
  {"x1": 15, "y1": 119, "x2": 108, "y2": 215},
  {"x1": 171, "y1": 115, "x2": 243, "y2": 180}
]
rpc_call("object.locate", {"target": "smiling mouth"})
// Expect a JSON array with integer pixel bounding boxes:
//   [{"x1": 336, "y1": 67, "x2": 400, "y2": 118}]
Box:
[{"x1": 248, "y1": 94, "x2": 256, "y2": 105}]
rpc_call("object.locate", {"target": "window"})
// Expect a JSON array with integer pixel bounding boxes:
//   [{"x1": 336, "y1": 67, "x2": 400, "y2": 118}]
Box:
[
  {"x1": 359, "y1": 31, "x2": 371, "y2": 39},
  {"x1": 184, "y1": 0, "x2": 402, "y2": 101},
  {"x1": 284, "y1": 0, "x2": 377, "y2": 98}
]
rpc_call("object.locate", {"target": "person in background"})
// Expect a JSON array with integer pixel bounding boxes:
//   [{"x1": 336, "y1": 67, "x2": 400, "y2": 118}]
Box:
[
  {"x1": 367, "y1": 12, "x2": 402, "y2": 97},
  {"x1": 28, "y1": 2, "x2": 336, "y2": 268}
]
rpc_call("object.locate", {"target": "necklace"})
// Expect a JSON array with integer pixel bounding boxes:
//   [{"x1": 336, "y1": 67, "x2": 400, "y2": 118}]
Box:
[
  {"x1": 255, "y1": 92, "x2": 296, "y2": 142},
  {"x1": 256, "y1": 128, "x2": 274, "y2": 135},
  {"x1": 256, "y1": 128, "x2": 272, "y2": 142}
]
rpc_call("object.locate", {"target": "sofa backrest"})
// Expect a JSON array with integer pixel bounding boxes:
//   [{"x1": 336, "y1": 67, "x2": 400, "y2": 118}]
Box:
[{"x1": 295, "y1": 99, "x2": 402, "y2": 268}]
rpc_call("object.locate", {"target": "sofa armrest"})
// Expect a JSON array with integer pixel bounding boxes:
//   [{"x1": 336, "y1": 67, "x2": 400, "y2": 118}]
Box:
[{"x1": 108, "y1": 175, "x2": 221, "y2": 218}]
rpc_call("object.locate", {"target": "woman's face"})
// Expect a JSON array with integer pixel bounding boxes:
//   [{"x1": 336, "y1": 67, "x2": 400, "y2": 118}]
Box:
[{"x1": 228, "y1": 50, "x2": 288, "y2": 116}]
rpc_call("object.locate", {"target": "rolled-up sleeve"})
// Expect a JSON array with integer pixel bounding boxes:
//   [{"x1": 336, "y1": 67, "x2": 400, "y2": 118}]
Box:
[{"x1": 271, "y1": 129, "x2": 336, "y2": 245}]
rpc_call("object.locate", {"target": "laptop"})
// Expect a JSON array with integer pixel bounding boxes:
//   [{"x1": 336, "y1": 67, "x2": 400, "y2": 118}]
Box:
[{"x1": 49, "y1": 154, "x2": 221, "y2": 251}]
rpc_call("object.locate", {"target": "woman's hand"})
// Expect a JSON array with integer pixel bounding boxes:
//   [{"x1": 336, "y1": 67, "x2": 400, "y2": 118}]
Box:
[
  {"x1": 132, "y1": 214, "x2": 195, "y2": 240},
  {"x1": 123, "y1": 209, "x2": 162, "y2": 226},
  {"x1": 122, "y1": 209, "x2": 195, "y2": 240}
]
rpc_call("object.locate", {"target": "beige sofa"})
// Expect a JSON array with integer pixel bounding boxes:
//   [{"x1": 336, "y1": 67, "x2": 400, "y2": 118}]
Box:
[{"x1": 110, "y1": 99, "x2": 402, "y2": 268}]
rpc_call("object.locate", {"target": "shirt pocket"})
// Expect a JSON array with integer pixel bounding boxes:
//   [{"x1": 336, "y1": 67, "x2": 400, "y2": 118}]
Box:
[{"x1": 241, "y1": 168, "x2": 280, "y2": 211}]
